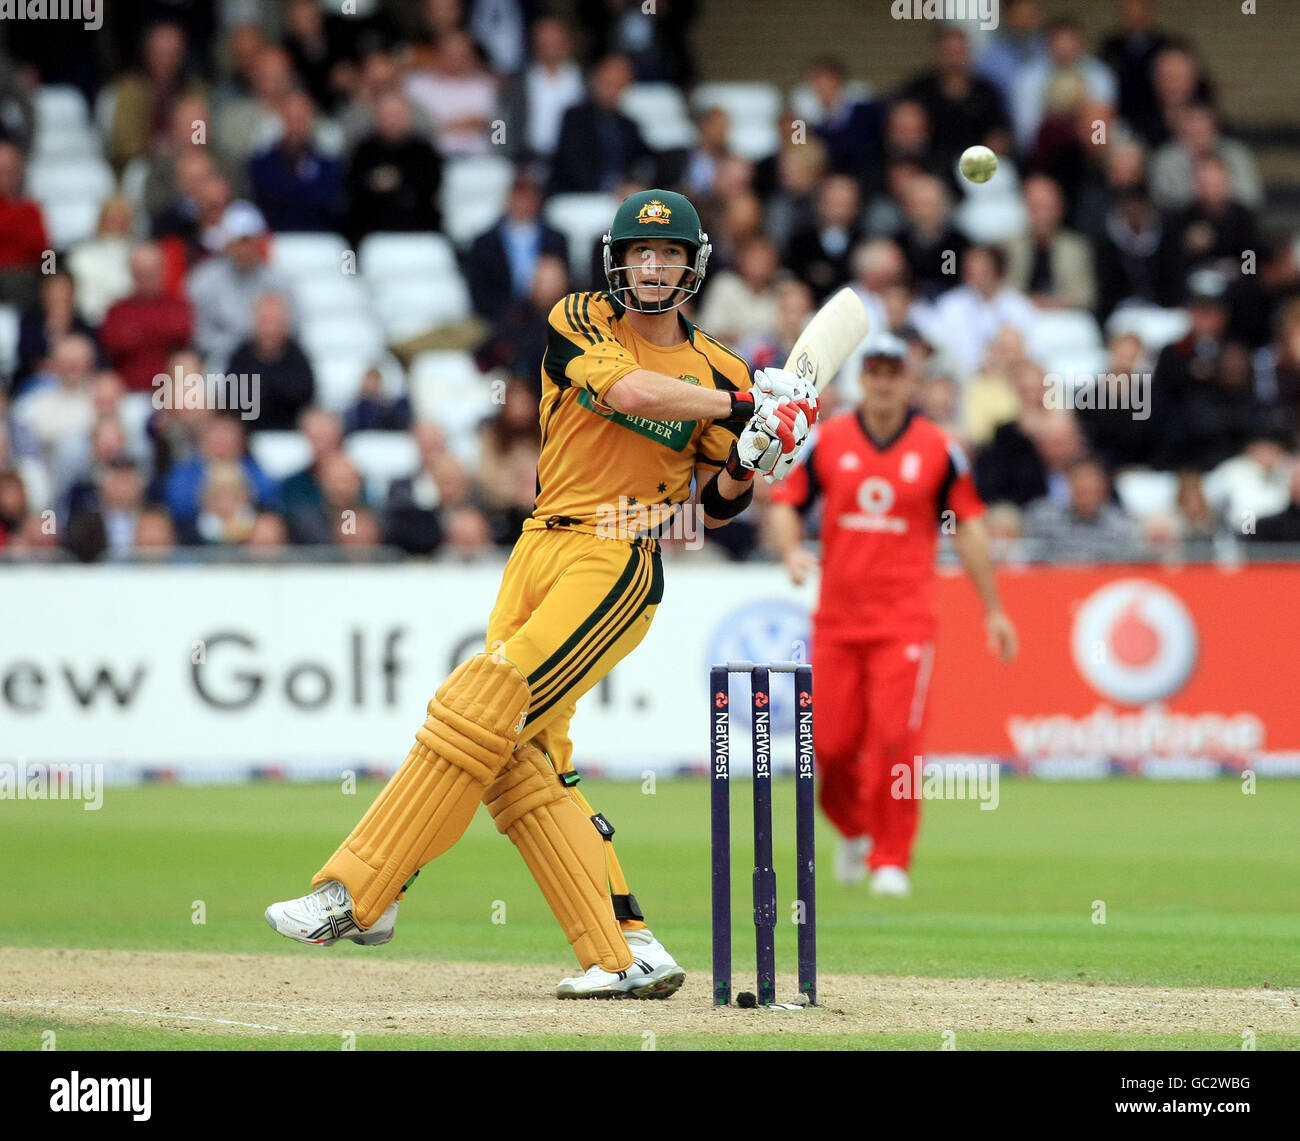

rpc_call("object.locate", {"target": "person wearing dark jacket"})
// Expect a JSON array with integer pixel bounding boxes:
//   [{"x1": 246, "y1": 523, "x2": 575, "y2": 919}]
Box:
[
  {"x1": 249, "y1": 92, "x2": 342, "y2": 232},
  {"x1": 227, "y1": 294, "x2": 315, "y2": 433},
  {"x1": 899, "y1": 29, "x2": 1010, "y2": 170},
  {"x1": 344, "y1": 91, "x2": 441, "y2": 244},
  {"x1": 463, "y1": 176, "x2": 567, "y2": 323},
  {"x1": 547, "y1": 55, "x2": 653, "y2": 194},
  {"x1": 784, "y1": 174, "x2": 863, "y2": 303}
]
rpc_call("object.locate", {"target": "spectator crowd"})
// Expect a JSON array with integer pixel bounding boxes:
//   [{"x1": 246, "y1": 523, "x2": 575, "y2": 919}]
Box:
[{"x1": 3, "y1": 0, "x2": 1300, "y2": 564}]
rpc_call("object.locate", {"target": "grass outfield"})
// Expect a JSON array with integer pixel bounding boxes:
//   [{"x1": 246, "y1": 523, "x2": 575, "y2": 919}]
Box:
[{"x1": 2, "y1": 778, "x2": 1298, "y2": 1050}]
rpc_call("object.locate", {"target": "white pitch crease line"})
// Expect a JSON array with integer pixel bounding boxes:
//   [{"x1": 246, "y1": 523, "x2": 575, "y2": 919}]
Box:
[{"x1": 0, "y1": 999, "x2": 310, "y2": 1034}]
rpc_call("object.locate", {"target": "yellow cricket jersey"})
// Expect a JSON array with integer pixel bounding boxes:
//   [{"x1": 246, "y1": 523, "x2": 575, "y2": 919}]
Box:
[{"x1": 530, "y1": 290, "x2": 753, "y2": 540}]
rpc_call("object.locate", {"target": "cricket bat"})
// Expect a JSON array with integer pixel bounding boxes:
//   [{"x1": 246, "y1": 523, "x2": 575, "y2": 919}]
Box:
[{"x1": 751, "y1": 286, "x2": 872, "y2": 476}]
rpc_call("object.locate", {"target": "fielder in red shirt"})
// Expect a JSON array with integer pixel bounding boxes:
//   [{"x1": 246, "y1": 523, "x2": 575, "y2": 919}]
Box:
[{"x1": 768, "y1": 333, "x2": 1018, "y2": 896}]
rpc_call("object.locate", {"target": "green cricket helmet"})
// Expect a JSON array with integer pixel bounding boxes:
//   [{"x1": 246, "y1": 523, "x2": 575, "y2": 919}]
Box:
[{"x1": 602, "y1": 189, "x2": 711, "y2": 313}]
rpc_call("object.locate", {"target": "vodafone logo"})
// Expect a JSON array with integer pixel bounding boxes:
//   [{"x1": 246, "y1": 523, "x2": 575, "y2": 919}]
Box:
[
  {"x1": 1071, "y1": 580, "x2": 1198, "y2": 704},
  {"x1": 856, "y1": 477, "x2": 894, "y2": 514}
]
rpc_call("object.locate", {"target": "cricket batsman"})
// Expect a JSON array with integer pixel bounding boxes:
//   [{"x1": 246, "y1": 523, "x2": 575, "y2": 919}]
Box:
[
  {"x1": 767, "y1": 333, "x2": 1017, "y2": 897},
  {"x1": 266, "y1": 190, "x2": 819, "y2": 997}
]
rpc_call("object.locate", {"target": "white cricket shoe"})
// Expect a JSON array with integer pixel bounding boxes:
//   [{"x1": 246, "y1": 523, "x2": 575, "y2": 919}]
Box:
[
  {"x1": 834, "y1": 836, "x2": 872, "y2": 884},
  {"x1": 869, "y1": 866, "x2": 911, "y2": 898},
  {"x1": 264, "y1": 880, "x2": 397, "y2": 946},
  {"x1": 556, "y1": 928, "x2": 685, "y2": 1000}
]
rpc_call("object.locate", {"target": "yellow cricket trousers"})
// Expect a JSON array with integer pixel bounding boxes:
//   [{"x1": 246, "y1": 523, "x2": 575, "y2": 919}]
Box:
[{"x1": 484, "y1": 521, "x2": 664, "y2": 922}]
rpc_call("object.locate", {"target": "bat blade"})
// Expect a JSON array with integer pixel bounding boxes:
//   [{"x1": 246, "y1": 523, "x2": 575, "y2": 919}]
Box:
[{"x1": 782, "y1": 286, "x2": 873, "y2": 394}]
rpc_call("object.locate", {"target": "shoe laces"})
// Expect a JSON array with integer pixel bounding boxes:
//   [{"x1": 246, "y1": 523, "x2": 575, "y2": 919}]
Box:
[
  {"x1": 312, "y1": 881, "x2": 350, "y2": 916},
  {"x1": 623, "y1": 928, "x2": 655, "y2": 947}
]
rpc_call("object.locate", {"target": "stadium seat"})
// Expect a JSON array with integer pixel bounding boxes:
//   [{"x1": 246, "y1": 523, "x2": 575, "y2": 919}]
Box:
[
  {"x1": 249, "y1": 430, "x2": 313, "y2": 482},
  {"x1": 0, "y1": 304, "x2": 18, "y2": 375},
  {"x1": 952, "y1": 154, "x2": 1025, "y2": 243},
  {"x1": 311, "y1": 356, "x2": 373, "y2": 412},
  {"x1": 120, "y1": 156, "x2": 151, "y2": 209},
  {"x1": 409, "y1": 350, "x2": 495, "y2": 450},
  {"x1": 440, "y1": 155, "x2": 514, "y2": 247},
  {"x1": 544, "y1": 193, "x2": 618, "y2": 283},
  {"x1": 620, "y1": 83, "x2": 697, "y2": 151},
  {"x1": 43, "y1": 198, "x2": 103, "y2": 248},
  {"x1": 729, "y1": 120, "x2": 780, "y2": 161},
  {"x1": 344, "y1": 430, "x2": 421, "y2": 500},
  {"x1": 93, "y1": 86, "x2": 117, "y2": 140},
  {"x1": 358, "y1": 232, "x2": 456, "y2": 284},
  {"x1": 787, "y1": 80, "x2": 875, "y2": 126},
  {"x1": 1042, "y1": 348, "x2": 1110, "y2": 380},
  {"x1": 270, "y1": 232, "x2": 349, "y2": 280},
  {"x1": 299, "y1": 315, "x2": 386, "y2": 362},
  {"x1": 690, "y1": 82, "x2": 783, "y2": 126},
  {"x1": 290, "y1": 275, "x2": 370, "y2": 318},
  {"x1": 27, "y1": 156, "x2": 114, "y2": 202},
  {"x1": 1115, "y1": 469, "x2": 1180, "y2": 518},
  {"x1": 35, "y1": 85, "x2": 91, "y2": 132},
  {"x1": 31, "y1": 125, "x2": 102, "y2": 161},
  {"x1": 1028, "y1": 310, "x2": 1103, "y2": 362},
  {"x1": 691, "y1": 81, "x2": 783, "y2": 159},
  {"x1": 1105, "y1": 305, "x2": 1191, "y2": 353},
  {"x1": 372, "y1": 275, "x2": 472, "y2": 341},
  {"x1": 118, "y1": 392, "x2": 155, "y2": 447}
]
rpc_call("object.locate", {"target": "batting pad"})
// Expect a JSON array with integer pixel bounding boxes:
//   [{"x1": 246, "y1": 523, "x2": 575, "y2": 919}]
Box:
[
  {"x1": 312, "y1": 653, "x2": 531, "y2": 929},
  {"x1": 485, "y1": 744, "x2": 634, "y2": 972}
]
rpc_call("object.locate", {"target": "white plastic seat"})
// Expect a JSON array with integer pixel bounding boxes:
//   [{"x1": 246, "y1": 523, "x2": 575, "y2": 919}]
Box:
[
  {"x1": 118, "y1": 392, "x2": 155, "y2": 450},
  {"x1": 1105, "y1": 305, "x2": 1191, "y2": 354},
  {"x1": 271, "y1": 232, "x2": 350, "y2": 280},
  {"x1": 311, "y1": 356, "x2": 372, "y2": 412},
  {"x1": 35, "y1": 85, "x2": 90, "y2": 131},
  {"x1": 43, "y1": 198, "x2": 103, "y2": 248},
  {"x1": 440, "y1": 155, "x2": 514, "y2": 247},
  {"x1": 299, "y1": 315, "x2": 386, "y2": 361},
  {"x1": 1115, "y1": 469, "x2": 1179, "y2": 518},
  {"x1": 691, "y1": 82, "x2": 783, "y2": 162},
  {"x1": 27, "y1": 157, "x2": 115, "y2": 207},
  {"x1": 31, "y1": 125, "x2": 102, "y2": 161},
  {"x1": 358, "y1": 232, "x2": 456, "y2": 284},
  {"x1": 372, "y1": 275, "x2": 472, "y2": 341},
  {"x1": 290, "y1": 274, "x2": 370, "y2": 317},
  {"x1": 409, "y1": 350, "x2": 494, "y2": 437},
  {"x1": 119, "y1": 156, "x2": 151, "y2": 210},
  {"x1": 249, "y1": 430, "x2": 314, "y2": 482},
  {"x1": 344, "y1": 430, "x2": 421, "y2": 500},
  {"x1": 1042, "y1": 348, "x2": 1110, "y2": 380},
  {"x1": 787, "y1": 80, "x2": 875, "y2": 126},
  {"x1": 544, "y1": 193, "x2": 618, "y2": 282},
  {"x1": 93, "y1": 86, "x2": 118, "y2": 140},
  {"x1": 954, "y1": 192, "x2": 1026, "y2": 244},
  {"x1": 620, "y1": 83, "x2": 696, "y2": 151},
  {"x1": 690, "y1": 82, "x2": 783, "y2": 126},
  {"x1": 1028, "y1": 309, "x2": 1103, "y2": 361},
  {"x1": 0, "y1": 304, "x2": 18, "y2": 374},
  {"x1": 729, "y1": 121, "x2": 780, "y2": 161}
]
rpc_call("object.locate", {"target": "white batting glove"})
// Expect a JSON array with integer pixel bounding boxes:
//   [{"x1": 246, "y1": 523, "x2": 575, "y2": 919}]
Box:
[
  {"x1": 754, "y1": 368, "x2": 819, "y2": 414},
  {"x1": 730, "y1": 393, "x2": 787, "y2": 476}
]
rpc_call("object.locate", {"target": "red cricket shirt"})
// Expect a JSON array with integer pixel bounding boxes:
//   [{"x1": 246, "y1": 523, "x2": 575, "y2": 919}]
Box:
[{"x1": 771, "y1": 409, "x2": 985, "y2": 641}]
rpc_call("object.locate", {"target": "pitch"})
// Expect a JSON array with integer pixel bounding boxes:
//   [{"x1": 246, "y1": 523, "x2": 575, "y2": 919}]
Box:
[{"x1": 1, "y1": 779, "x2": 1297, "y2": 1051}]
